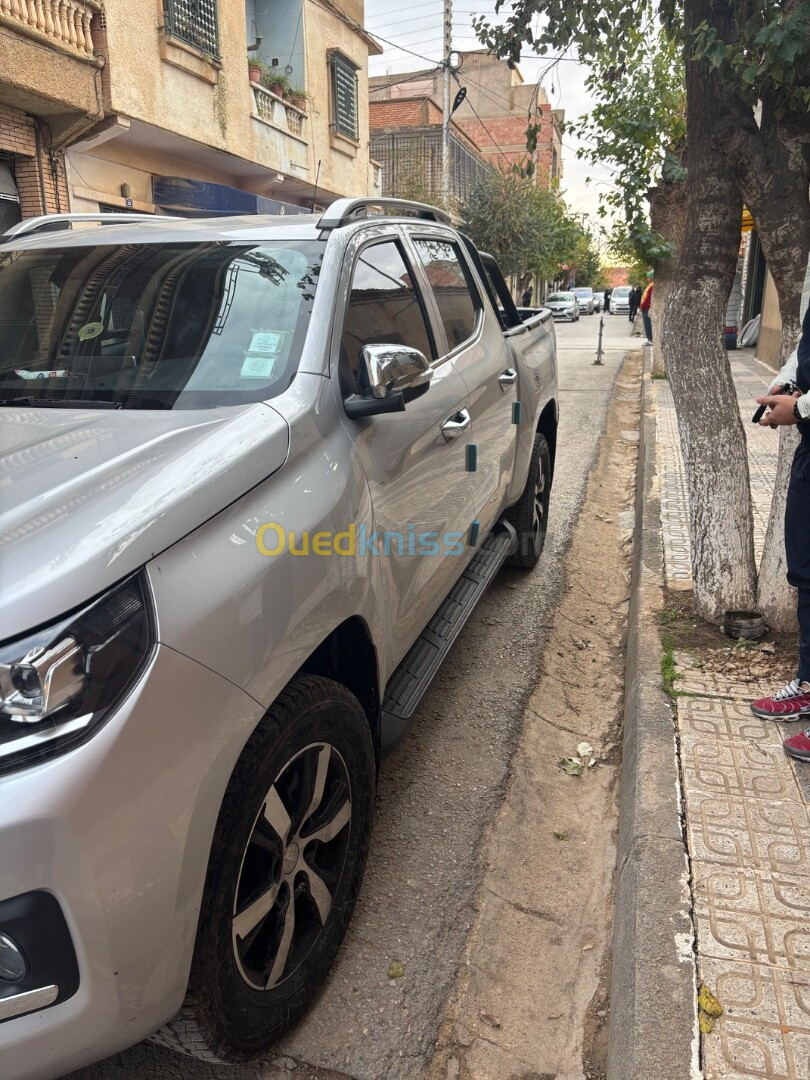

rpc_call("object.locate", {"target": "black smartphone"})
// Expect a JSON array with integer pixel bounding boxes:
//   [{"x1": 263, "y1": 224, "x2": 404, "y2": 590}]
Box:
[{"x1": 752, "y1": 383, "x2": 793, "y2": 424}]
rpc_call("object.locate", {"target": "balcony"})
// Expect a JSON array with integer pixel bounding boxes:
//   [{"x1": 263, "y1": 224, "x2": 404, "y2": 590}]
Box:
[
  {"x1": 0, "y1": 0, "x2": 101, "y2": 59},
  {"x1": 250, "y1": 82, "x2": 310, "y2": 179},
  {"x1": 0, "y1": 0, "x2": 103, "y2": 130}
]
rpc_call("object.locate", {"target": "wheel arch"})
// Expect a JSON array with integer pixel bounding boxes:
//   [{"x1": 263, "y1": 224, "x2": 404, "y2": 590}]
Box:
[
  {"x1": 298, "y1": 616, "x2": 381, "y2": 768},
  {"x1": 536, "y1": 400, "x2": 558, "y2": 484}
]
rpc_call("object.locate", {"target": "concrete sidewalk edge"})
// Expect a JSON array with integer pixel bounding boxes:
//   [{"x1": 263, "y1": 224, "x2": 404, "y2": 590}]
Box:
[{"x1": 606, "y1": 359, "x2": 700, "y2": 1080}]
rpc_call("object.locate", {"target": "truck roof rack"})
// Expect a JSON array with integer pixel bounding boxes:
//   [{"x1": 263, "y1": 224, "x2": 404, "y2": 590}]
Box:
[
  {"x1": 2, "y1": 212, "x2": 176, "y2": 242},
  {"x1": 318, "y1": 198, "x2": 451, "y2": 230}
]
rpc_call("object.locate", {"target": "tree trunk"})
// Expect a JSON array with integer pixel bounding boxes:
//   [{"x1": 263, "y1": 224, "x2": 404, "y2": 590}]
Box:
[
  {"x1": 649, "y1": 174, "x2": 688, "y2": 377},
  {"x1": 718, "y1": 97, "x2": 810, "y2": 629},
  {"x1": 660, "y1": 0, "x2": 757, "y2": 622}
]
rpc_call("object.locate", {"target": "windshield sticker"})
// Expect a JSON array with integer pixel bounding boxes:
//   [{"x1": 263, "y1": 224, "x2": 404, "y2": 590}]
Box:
[
  {"x1": 249, "y1": 332, "x2": 282, "y2": 355},
  {"x1": 78, "y1": 322, "x2": 104, "y2": 341},
  {"x1": 240, "y1": 353, "x2": 279, "y2": 379},
  {"x1": 14, "y1": 368, "x2": 71, "y2": 380}
]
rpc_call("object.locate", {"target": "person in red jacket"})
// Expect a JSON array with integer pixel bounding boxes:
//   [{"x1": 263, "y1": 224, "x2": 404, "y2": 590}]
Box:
[{"x1": 640, "y1": 272, "x2": 654, "y2": 343}]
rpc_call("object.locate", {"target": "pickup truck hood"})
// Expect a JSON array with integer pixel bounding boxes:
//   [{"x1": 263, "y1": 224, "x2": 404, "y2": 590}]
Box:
[{"x1": 0, "y1": 404, "x2": 289, "y2": 641}]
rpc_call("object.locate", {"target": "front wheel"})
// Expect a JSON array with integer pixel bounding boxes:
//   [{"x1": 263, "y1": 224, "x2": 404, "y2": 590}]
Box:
[
  {"x1": 504, "y1": 432, "x2": 552, "y2": 569},
  {"x1": 153, "y1": 675, "x2": 376, "y2": 1063}
]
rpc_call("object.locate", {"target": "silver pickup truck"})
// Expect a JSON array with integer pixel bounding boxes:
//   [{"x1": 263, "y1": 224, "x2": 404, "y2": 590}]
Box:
[{"x1": 0, "y1": 199, "x2": 557, "y2": 1078}]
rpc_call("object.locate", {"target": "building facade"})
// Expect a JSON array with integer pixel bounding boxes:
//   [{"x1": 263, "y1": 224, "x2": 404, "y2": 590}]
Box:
[
  {"x1": 0, "y1": 1, "x2": 381, "y2": 227},
  {"x1": 370, "y1": 50, "x2": 563, "y2": 188}
]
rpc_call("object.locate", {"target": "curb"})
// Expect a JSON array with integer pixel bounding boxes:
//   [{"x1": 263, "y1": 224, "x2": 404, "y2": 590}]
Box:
[{"x1": 606, "y1": 360, "x2": 699, "y2": 1080}]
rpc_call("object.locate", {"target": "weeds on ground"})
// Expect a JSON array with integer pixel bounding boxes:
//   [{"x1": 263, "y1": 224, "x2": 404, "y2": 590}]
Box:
[
  {"x1": 661, "y1": 635, "x2": 681, "y2": 699},
  {"x1": 651, "y1": 372, "x2": 668, "y2": 380}
]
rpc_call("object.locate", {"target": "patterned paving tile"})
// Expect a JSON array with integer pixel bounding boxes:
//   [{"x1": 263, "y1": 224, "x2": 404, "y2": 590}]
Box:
[
  {"x1": 675, "y1": 669, "x2": 778, "y2": 704},
  {"x1": 679, "y1": 698, "x2": 785, "y2": 746},
  {"x1": 684, "y1": 792, "x2": 810, "y2": 877},
  {"x1": 699, "y1": 956, "x2": 810, "y2": 1079},
  {"x1": 693, "y1": 865, "x2": 810, "y2": 970},
  {"x1": 681, "y1": 733, "x2": 803, "y2": 803}
]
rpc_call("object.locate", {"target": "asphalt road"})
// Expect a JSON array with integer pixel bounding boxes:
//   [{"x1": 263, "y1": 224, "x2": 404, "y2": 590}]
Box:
[{"x1": 68, "y1": 312, "x2": 637, "y2": 1080}]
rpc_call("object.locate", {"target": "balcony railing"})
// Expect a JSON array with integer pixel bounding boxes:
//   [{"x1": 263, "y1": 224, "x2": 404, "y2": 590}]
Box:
[
  {"x1": 0, "y1": 0, "x2": 102, "y2": 58},
  {"x1": 251, "y1": 83, "x2": 308, "y2": 140}
]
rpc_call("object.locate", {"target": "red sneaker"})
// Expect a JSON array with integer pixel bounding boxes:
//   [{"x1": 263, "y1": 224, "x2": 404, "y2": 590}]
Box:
[
  {"x1": 750, "y1": 680, "x2": 810, "y2": 720},
  {"x1": 783, "y1": 728, "x2": 810, "y2": 762}
]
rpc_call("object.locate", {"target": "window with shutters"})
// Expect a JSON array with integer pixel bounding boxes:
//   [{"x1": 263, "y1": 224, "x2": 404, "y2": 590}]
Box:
[{"x1": 330, "y1": 53, "x2": 359, "y2": 142}]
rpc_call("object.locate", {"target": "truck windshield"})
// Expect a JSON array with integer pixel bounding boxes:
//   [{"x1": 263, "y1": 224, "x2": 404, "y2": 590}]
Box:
[{"x1": 0, "y1": 240, "x2": 323, "y2": 409}]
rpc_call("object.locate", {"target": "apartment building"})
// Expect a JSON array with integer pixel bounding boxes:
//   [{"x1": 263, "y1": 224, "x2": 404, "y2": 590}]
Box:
[
  {"x1": 370, "y1": 50, "x2": 564, "y2": 188},
  {"x1": 0, "y1": 1, "x2": 381, "y2": 227}
]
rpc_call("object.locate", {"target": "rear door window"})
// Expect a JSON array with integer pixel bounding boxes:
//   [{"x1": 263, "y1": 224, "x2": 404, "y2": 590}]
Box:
[{"x1": 412, "y1": 239, "x2": 481, "y2": 352}]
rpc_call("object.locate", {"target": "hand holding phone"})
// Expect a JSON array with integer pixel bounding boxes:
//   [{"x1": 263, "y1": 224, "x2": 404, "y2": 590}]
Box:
[{"x1": 752, "y1": 383, "x2": 795, "y2": 424}]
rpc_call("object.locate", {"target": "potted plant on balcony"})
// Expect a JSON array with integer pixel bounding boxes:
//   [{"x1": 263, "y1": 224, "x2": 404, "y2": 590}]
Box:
[
  {"x1": 288, "y1": 87, "x2": 310, "y2": 111},
  {"x1": 248, "y1": 56, "x2": 266, "y2": 84},
  {"x1": 261, "y1": 70, "x2": 291, "y2": 98}
]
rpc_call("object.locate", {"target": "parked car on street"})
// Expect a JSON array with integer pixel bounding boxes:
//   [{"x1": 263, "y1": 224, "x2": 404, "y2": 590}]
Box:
[
  {"x1": 592, "y1": 292, "x2": 603, "y2": 312},
  {"x1": 544, "y1": 291, "x2": 580, "y2": 321},
  {"x1": 572, "y1": 287, "x2": 595, "y2": 314},
  {"x1": 0, "y1": 199, "x2": 559, "y2": 1080},
  {"x1": 609, "y1": 285, "x2": 632, "y2": 315}
]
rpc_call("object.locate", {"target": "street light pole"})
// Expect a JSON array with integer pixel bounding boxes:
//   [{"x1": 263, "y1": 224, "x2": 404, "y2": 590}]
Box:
[{"x1": 441, "y1": 0, "x2": 452, "y2": 207}]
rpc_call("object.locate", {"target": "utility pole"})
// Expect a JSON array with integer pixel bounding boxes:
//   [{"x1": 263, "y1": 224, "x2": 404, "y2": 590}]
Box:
[{"x1": 441, "y1": 0, "x2": 452, "y2": 207}]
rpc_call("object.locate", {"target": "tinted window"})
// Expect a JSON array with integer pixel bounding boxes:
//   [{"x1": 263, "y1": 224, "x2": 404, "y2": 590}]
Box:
[
  {"x1": 548, "y1": 293, "x2": 575, "y2": 302},
  {"x1": 341, "y1": 241, "x2": 434, "y2": 393},
  {"x1": 0, "y1": 241, "x2": 323, "y2": 409},
  {"x1": 413, "y1": 239, "x2": 480, "y2": 350}
]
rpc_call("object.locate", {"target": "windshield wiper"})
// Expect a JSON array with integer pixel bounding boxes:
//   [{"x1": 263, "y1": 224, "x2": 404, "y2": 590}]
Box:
[{"x1": 0, "y1": 397, "x2": 123, "y2": 409}]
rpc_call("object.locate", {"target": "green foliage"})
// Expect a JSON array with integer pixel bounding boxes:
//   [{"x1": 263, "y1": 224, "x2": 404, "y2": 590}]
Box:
[
  {"x1": 460, "y1": 169, "x2": 592, "y2": 283},
  {"x1": 474, "y1": 1, "x2": 810, "y2": 264}
]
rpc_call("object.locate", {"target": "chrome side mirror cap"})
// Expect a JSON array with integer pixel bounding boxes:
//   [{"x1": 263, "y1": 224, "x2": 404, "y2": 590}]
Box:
[{"x1": 359, "y1": 344, "x2": 433, "y2": 399}]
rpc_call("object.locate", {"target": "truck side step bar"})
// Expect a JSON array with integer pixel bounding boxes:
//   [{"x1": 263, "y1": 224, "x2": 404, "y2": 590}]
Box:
[{"x1": 380, "y1": 521, "x2": 518, "y2": 753}]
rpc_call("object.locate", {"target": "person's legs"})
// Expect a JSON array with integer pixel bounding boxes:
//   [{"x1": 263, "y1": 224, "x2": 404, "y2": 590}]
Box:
[
  {"x1": 754, "y1": 439, "x2": 810, "y2": 745},
  {"x1": 641, "y1": 310, "x2": 652, "y2": 341}
]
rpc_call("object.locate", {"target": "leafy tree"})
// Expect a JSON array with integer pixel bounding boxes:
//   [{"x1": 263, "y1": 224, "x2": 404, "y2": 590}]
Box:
[
  {"x1": 476, "y1": 0, "x2": 810, "y2": 626},
  {"x1": 460, "y1": 168, "x2": 582, "y2": 292}
]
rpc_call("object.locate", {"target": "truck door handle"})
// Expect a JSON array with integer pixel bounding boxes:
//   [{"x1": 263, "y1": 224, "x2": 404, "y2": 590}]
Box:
[
  {"x1": 498, "y1": 368, "x2": 518, "y2": 388},
  {"x1": 441, "y1": 408, "x2": 471, "y2": 441}
]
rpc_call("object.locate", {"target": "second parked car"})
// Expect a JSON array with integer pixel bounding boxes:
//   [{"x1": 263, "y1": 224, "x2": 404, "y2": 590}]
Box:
[
  {"x1": 545, "y1": 291, "x2": 580, "y2": 321},
  {"x1": 572, "y1": 287, "x2": 595, "y2": 314}
]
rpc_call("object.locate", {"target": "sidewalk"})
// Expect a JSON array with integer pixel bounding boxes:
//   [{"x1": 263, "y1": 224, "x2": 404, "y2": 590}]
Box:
[{"x1": 652, "y1": 352, "x2": 810, "y2": 1080}]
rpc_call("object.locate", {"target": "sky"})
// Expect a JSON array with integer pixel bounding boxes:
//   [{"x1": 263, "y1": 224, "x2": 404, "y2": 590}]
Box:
[{"x1": 363, "y1": 0, "x2": 618, "y2": 242}]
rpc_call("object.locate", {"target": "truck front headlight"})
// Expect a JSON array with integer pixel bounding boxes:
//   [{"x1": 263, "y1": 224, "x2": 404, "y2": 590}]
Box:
[{"x1": 0, "y1": 575, "x2": 153, "y2": 776}]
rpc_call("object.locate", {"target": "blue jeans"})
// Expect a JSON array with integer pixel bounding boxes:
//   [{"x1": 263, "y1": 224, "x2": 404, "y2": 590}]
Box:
[{"x1": 642, "y1": 310, "x2": 652, "y2": 341}]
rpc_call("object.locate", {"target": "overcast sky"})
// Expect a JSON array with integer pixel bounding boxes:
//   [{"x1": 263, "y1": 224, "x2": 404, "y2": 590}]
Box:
[{"x1": 364, "y1": 0, "x2": 618, "y2": 240}]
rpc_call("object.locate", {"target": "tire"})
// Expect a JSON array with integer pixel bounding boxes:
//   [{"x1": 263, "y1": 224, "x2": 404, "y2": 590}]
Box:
[
  {"x1": 504, "y1": 431, "x2": 552, "y2": 569},
  {"x1": 153, "y1": 675, "x2": 376, "y2": 1063}
]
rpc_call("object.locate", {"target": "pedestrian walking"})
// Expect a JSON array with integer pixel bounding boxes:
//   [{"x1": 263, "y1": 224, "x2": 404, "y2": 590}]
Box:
[
  {"x1": 521, "y1": 285, "x2": 533, "y2": 307},
  {"x1": 640, "y1": 273, "x2": 654, "y2": 343},
  {"x1": 628, "y1": 284, "x2": 643, "y2": 323},
  {"x1": 751, "y1": 301, "x2": 810, "y2": 761},
  {"x1": 603, "y1": 287, "x2": 611, "y2": 312}
]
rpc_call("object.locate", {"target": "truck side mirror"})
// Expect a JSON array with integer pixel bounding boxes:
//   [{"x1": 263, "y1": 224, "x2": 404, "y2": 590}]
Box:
[{"x1": 344, "y1": 344, "x2": 433, "y2": 419}]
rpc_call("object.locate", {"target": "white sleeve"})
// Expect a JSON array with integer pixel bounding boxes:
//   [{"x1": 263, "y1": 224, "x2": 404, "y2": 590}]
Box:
[
  {"x1": 798, "y1": 393, "x2": 810, "y2": 420},
  {"x1": 775, "y1": 348, "x2": 798, "y2": 386}
]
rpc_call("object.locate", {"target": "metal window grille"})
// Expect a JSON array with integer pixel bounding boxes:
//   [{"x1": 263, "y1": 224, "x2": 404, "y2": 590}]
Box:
[
  {"x1": 164, "y1": 0, "x2": 220, "y2": 59},
  {"x1": 370, "y1": 129, "x2": 491, "y2": 207},
  {"x1": 331, "y1": 55, "x2": 359, "y2": 141}
]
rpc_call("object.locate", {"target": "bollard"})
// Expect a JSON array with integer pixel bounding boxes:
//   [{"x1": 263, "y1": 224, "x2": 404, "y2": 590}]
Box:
[{"x1": 593, "y1": 315, "x2": 604, "y2": 365}]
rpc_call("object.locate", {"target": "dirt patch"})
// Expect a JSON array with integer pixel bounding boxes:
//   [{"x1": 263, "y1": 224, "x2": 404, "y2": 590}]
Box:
[
  {"x1": 660, "y1": 587, "x2": 799, "y2": 692},
  {"x1": 424, "y1": 352, "x2": 642, "y2": 1080}
]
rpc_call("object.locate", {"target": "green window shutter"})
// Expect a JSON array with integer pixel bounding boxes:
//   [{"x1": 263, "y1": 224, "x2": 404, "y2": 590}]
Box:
[{"x1": 332, "y1": 55, "x2": 359, "y2": 140}]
